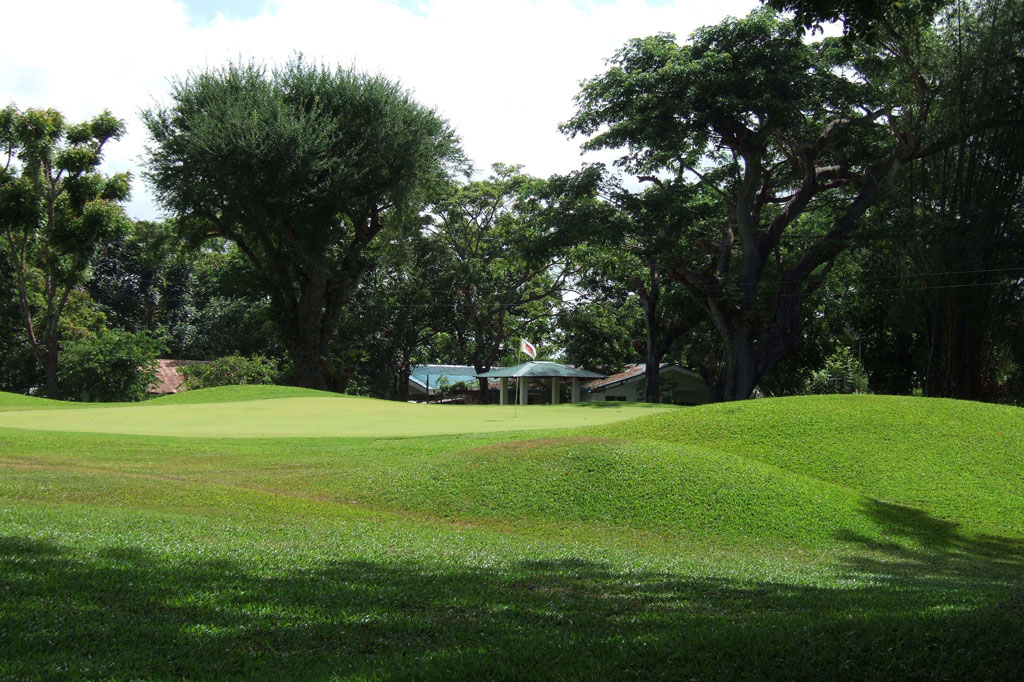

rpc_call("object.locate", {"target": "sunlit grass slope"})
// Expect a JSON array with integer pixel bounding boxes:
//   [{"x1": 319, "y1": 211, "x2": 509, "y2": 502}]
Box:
[
  {"x1": 1, "y1": 393, "x2": 1019, "y2": 551},
  {"x1": 595, "y1": 394, "x2": 1024, "y2": 538},
  {"x1": 1, "y1": 392, "x2": 1022, "y2": 679},
  {"x1": 0, "y1": 387, "x2": 676, "y2": 437},
  {"x1": 0, "y1": 392, "x2": 94, "y2": 411},
  {"x1": 0, "y1": 429, "x2": 879, "y2": 549},
  {"x1": 0, "y1": 385, "x2": 332, "y2": 411},
  {"x1": 148, "y1": 384, "x2": 342, "y2": 404}
]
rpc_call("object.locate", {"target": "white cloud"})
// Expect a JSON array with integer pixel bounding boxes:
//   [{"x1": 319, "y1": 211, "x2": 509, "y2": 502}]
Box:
[{"x1": 1, "y1": 0, "x2": 759, "y2": 220}]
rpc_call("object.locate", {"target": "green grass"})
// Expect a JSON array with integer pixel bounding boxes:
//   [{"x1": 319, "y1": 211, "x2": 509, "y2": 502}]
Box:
[
  {"x1": 595, "y1": 394, "x2": 1024, "y2": 538},
  {"x1": 0, "y1": 386, "x2": 676, "y2": 437},
  {"x1": 148, "y1": 384, "x2": 343, "y2": 404},
  {"x1": 1, "y1": 390, "x2": 1022, "y2": 680}
]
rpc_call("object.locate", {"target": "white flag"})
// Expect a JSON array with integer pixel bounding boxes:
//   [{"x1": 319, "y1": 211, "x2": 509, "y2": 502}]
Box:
[{"x1": 520, "y1": 338, "x2": 537, "y2": 360}]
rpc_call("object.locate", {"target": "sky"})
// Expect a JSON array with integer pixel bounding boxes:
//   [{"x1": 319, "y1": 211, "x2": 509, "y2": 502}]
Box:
[{"x1": 1, "y1": 0, "x2": 760, "y2": 221}]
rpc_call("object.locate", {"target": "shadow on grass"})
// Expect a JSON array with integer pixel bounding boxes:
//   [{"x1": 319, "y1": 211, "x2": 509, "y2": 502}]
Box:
[
  {"x1": 837, "y1": 499, "x2": 1024, "y2": 580},
  {"x1": 2, "y1": 535, "x2": 1022, "y2": 681}
]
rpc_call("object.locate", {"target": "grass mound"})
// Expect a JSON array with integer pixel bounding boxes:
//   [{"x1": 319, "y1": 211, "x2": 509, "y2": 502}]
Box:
[
  {"x1": 596, "y1": 394, "x2": 1024, "y2": 538},
  {"x1": 0, "y1": 392, "x2": 86, "y2": 411},
  {"x1": 0, "y1": 385, "x2": 338, "y2": 412},
  {"x1": 145, "y1": 384, "x2": 344, "y2": 404},
  {"x1": 362, "y1": 436, "x2": 882, "y2": 548}
]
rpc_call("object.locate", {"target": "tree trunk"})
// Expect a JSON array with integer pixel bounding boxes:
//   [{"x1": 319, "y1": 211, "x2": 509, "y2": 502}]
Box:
[
  {"x1": 277, "y1": 265, "x2": 350, "y2": 392},
  {"x1": 396, "y1": 361, "x2": 411, "y2": 402},
  {"x1": 641, "y1": 254, "x2": 662, "y2": 403},
  {"x1": 287, "y1": 338, "x2": 330, "y2": 391},
  {"x1": 923, "y1": 294, "x2": 989, "y2": 400},
  {"x1": 923, "y1": 303, "x2": 945, "y2": 397},
  {"x1": 284, "y1": 299, "x2": 333, "y2": 391},
  {"x1": 711, "y1": 328, "x2": 762, "y2": 402},
  {"x1": 44, "y1": 334, "x2": 60, "y2": 399},
  {"x1": 642, "y1": 293, "x2": 661, "y2": 403},
  {"x1": 477, "y1": 377, "x2": 490, "y2": 404}
]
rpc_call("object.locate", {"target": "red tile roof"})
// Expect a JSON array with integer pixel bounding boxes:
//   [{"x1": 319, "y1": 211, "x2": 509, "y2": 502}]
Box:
[
  {"x1": 585, "y1": 364, "x2": 646, "y2": 390},
  {"x1": 148, "y1": 359, "x2": 208, "y2": 394}
]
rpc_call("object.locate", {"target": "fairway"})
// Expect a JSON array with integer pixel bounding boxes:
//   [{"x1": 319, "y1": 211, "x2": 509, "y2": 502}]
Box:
[
  {"x1": 2, "y1": 389, "x2": 1022, "y2": 680},
  {"x1": 0, "y1": 389, "x2": 675, "y2": 438}
]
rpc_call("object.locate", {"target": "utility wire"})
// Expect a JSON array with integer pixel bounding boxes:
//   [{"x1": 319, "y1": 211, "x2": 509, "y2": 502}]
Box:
[
  {"x1": 112, "y1": 276, "x2": 1023, "y2": 310},
  {"x1": 93, "y1": 264, "x2": 1024, "y2": 299}
]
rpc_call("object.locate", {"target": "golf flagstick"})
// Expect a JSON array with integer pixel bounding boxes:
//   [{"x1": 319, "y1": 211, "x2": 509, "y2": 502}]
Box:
[{"x1": 514, "y1": 347, "x2": 521, "y2": 418}]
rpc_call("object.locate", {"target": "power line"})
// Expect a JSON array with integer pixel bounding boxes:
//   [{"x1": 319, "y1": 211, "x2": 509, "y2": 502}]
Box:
[
  {"x1": 91, "y1": 264, "x2": 1024, "y2": 298},
  {"x1": 116, "y1": 277, "x2": 1021, "y2": 310}
]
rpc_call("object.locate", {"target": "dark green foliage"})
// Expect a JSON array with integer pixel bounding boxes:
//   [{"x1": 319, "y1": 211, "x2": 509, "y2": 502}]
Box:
[
  {"x1": 564, "y1": 14, "x2": 856, "y2": 173},
  {"x1": 85, "y1": 220, "x2": 192, "y2": 334},
  {"x1": 805, "y1": 346, "x2": 870, "y2": 394},
  {"x1": 85, "y1": 222, "x2": 280, "y2": 362},
  {"x1": 427, "y1": 164, "x2": 570, "y2": 397},
  {"x1": 321, "y1": 229, "x2": 453, "y2": 399},
  {"x1": 557, "y1": 295, "x2": 642, "y2": 373},
  {"x1": 867, "y1": 0, "x2": 1024, "y2": 401},
  {"x1": 169, "y1": 243, "x2": 280, "y2": 360},
  {"x1": 178, "y1": 296, "x2": 278, "y2": 360},
  {"x1": 794, "y1": 0, "x2": 1024, "y2": 402},
  {"x1": 763, "y1": 0, "x2": 949, "y2": 38},
  {"x1": 551, "y1": 170, "x2": 715, "y2": 400},
  {"x1": 0, "y1": 242, "x2": 41, "y2": 393},
  {"x1": 143, "y1": 56, "x2": 464, "y2": 391},
  {"x1": 57, "y1": 329, "x2": 162, "y2": 402},
  {"x1": 181, "y1": 354, "x2": 280, "y2": 390},
  {"x1": 561, "y1": 7, "x2": 958, "y2": 401}
]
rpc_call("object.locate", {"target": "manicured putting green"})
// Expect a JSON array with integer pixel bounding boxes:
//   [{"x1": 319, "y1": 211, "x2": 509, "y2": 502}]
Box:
[{"x1": 0, "y1": 390, "x2": 676, "y2": 438}]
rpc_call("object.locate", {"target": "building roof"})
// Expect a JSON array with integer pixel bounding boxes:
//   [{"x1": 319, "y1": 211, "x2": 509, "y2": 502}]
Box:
[
  {"x1": 585, "y1": 363, "x2": 703, "y2": 391},
  {"x1": 148, "y1": 359, "x2": 208, "y2": 394},
  {"x1": 477, "y1": 361, "x2": 605, "y2": 380},
  {"x1": 409, "y1": 365, "x2": 487, "y2": 391}
]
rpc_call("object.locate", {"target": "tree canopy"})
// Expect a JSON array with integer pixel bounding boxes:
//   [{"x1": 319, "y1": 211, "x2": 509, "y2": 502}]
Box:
[
  {"x1": 143, "y1": 56, "x2": 465, "y2": 390},
  {"x1": 561, "y1": 7, "x2": 981, "y2": 400},
  {"x1": 428, "y1": 164, "x2": 572, "y2": 397}
]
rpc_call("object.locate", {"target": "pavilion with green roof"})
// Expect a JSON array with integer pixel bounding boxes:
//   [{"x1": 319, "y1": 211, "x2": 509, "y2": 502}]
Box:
[{"x1": 477, "y1": 361, "x2": 604, "y2": 405}]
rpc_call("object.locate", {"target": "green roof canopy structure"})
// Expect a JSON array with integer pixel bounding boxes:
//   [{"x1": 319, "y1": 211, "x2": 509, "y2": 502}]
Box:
[
  {"x1": 477, "y1": 361, "x2": 604, "y2": 405},
  {"x1": 477, "y1": 361, "x2": 604, "y2": 379}
]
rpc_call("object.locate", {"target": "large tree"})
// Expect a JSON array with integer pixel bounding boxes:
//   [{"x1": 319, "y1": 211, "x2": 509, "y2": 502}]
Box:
[
  {"x1": 143, "y1": 57, "x2": 464, "y2": 390},
  {"x1": 764, "y1": 0, "x2": 950, "y2": 36},
  {"x1": 556, "y1": 172, "x2": 708, "y2": 402},
  {"x1": 562, "y1": 6, "x2": 991, "y2": 400},
  {"x1": 0, "y1": 105, "x2": 131, "y2": 397},
  {"x1": 430, "y1": 165, "x2": 572, "y2": 399},
  {"x1": 843, "y1": 0, "x2": 1024, "y2": 400},
  {"x1": 323, "y1": 230, "x2": 452, "y2": 399}
]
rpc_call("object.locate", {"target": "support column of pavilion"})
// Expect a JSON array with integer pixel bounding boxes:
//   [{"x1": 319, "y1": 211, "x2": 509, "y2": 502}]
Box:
[{"x1": 477, "y1": 361, "x2": 605, "y2": 406}]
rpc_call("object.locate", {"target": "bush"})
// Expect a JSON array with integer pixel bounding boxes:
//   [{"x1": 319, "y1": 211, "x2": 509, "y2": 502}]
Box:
[
  {"x1": 59, "y1": 330, "x2": 163, "y2": 402},
  {"x1": 806, "y1": 346, "x2": 870, "y2": 395},
  {"x1": 181, "y1": 354, "x2": 280, "y2": 390}
]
